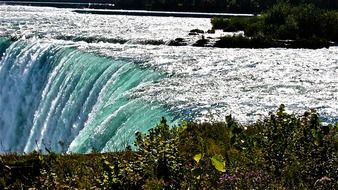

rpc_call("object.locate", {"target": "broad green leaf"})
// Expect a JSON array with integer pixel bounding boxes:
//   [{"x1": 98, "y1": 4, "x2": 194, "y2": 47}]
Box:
[
  {"x1": 193, "y1": 153, "x2": 202, "y2": 164},
  {"x1": 211, "y1": 154, "x2": 226, "y2": 172},
  {"x1": 104, "y1": 160, "x2": 110, "y2": 165}
]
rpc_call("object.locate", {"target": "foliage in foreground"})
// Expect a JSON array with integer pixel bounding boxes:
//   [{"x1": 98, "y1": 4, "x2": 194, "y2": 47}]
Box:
[{"x1": 1, "y1": 105, "x2": 338, "y2": 189}]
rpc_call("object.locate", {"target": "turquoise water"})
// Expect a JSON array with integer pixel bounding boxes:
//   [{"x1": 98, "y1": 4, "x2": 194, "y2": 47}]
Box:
[
  {"x1": 0, "y1": 37, "x2": 11, "y2": 58},
  {"x1": 0, "y1": 38, "x2": 176, "y2": 153}
]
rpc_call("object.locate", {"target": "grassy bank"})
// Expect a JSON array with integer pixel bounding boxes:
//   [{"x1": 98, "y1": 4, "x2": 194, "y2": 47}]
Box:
[
  {"x1": 1, "y1": 105, "x2": 338, "y2": 189},
  {"x1": 211, "y1": 3, "x2": 338, "y2": 48}
]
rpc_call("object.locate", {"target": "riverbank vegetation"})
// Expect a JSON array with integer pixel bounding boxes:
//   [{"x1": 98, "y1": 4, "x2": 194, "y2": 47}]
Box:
[
  {"x1": 211, "y1": 3, "x2": 338, "y2": 48},
  {"x1": 1, "y1": 105, "x2": 337, "y2": 189}
]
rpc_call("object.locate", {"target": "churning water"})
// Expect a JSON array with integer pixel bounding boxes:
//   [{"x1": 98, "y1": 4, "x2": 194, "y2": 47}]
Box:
[{"x1": 0, "y1": 6, "x2": 337, "y2": 153}]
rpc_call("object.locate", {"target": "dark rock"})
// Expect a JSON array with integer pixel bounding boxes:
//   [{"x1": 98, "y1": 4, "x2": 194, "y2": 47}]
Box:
[
  {"x1": 141, "y1": 40, "x2": 165, "y2": 45},
  {"x1": 207, "y1": 29, "x2": 215, "y2": 34},
  {"x1": 167, "y1": 38, "x2": 187, "y2": 46},
  {"x1": 214, "y1": 36, "x2": 276, "y2": 48},
  {"x1": 174, "y1": 38, "x2": 185, "y2": 42},
  {"x1": 190, "y1": 29, "x2": 205, "y2": 34},
  {"x1": 193, "y1": 38, "x2": 209, "y2": 47},
  {"x1": 284, "y1": 38, "x2": 331, "y2": 49},
  {"x1": 188, "y1": 32, "x2": 199, "y2": 36},
  {"x1": 214, "y1": 36, "x2": 331, "y2": 49}
]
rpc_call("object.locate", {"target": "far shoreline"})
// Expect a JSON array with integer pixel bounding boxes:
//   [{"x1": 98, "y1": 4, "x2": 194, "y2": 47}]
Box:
[
  {"x1": 0, "y1": 2, "x2": 254, "y2": 18},
  {"x1": 1, "y1": 4, "x2": 335, "y2": 49},
  {"x1": 72, "y1": 9, "x2": 254, "y2": 18}
]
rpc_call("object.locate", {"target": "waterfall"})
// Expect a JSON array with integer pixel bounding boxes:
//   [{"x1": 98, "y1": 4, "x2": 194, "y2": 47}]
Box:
[{"x1": 0, "y1": 38, "x2": 176, "y2": 153}]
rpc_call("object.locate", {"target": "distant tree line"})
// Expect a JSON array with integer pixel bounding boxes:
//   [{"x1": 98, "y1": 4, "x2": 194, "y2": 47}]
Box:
[{"x1": 8, "y1": 0, "x2": 338, "y2": 13}]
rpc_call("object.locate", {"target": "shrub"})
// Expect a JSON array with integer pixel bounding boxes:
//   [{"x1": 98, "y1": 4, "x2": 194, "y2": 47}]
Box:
[
  {"x1": 1, "y1": 106, "x2": 337, "y2": 189},
  {"x1": 211, "y1": 3, "x2": 338, "y2": 44}
]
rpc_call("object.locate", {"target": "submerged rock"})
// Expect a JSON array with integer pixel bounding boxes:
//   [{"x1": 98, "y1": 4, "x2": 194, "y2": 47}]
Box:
[
  {"x1": 193, "y1": 37, "x2": 209, "y2": 47},
  {"x1": 167, "y1": 38, "x2": 187, "y2": 46},
  {"x1": 140, "y1": 40, "x2": 165, "y2": 45}
]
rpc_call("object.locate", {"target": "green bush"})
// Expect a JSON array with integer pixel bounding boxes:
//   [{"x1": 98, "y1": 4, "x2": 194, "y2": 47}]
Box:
[
  {"x1": 211, "y1": 3, "x2": 338, "y2": 45},
  {"x1": 1, "y1": 106, "x2": 337, "y2": 189},
  {"x1": 211, "y1": 17, "x2": 258, "y2": 32}
]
